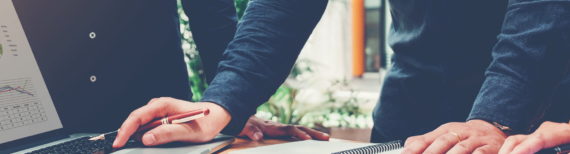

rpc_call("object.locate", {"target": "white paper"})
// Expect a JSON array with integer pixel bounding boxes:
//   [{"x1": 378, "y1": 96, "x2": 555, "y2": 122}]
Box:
[
  {"x1": 382, "y1": 148, "x2": 403, "y2": 154},
  {"x1": 231, "y1": 140, "x2": 402, "y2": 154},
  {"x1": 0, "y1": 0, "x2": 63, "y2": 144}
]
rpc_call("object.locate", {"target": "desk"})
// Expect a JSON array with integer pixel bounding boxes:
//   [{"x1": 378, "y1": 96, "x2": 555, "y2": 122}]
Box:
[
  {"x1": 218, "y1": 138, "x2": 293, "y2": 154},
  {"x1": 218, "y1": 138, "x2": 361, "y2": 154}
]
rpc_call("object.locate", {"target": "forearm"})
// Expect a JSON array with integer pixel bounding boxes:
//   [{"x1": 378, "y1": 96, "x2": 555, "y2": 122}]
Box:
[
  {"x1": 201, "y1": 0, "x2": 328, "y2": 135},
  {"x1": 468, "y1": 0, "x2": 570, "y2": 133}
]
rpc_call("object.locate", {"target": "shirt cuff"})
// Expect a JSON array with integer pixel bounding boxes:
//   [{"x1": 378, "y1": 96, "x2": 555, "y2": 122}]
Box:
[
  {"x1": 201, "y1": 70, "x2": 259, "y2": 135},
  {"x1": 467, "y1": 76, "x2": 543, "y2": 134}
]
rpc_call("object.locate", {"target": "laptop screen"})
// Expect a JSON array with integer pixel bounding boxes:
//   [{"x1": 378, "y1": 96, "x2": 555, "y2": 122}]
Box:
[{"x1": 0, "y1": 0, "x2": 63, "y2": 144}]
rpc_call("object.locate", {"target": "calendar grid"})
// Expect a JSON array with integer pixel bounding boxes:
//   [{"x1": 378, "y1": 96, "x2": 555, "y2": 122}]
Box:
[{"x1": 0, "y1": 78, "x2": 47, "y2": 131}]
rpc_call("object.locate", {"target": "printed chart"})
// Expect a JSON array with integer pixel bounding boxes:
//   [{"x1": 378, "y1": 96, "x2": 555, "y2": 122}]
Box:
[
  {"x1": 0, "y1": 0, "x2": 62, "y2": 144},
  {"x1": 0, "y1": 78, "x2": 48, "y2": 131}
]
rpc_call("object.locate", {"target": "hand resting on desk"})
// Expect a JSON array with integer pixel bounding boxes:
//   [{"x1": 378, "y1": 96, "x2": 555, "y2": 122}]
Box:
[
  {"x1": 499, "y1": 121, "x2": 570, "y2": 154},
  {"x1": 403, "y1": 120, "x2": 506, "y2": 154},
  {"x1": 112, "y1": 97, "x2": 329, "y2": 149},
  {"x1": 112, "y1": 97, "x2": 232, "y2": 148},
  {"x1": 238, "y1": 116, "x2": 330, "y2": 141}
]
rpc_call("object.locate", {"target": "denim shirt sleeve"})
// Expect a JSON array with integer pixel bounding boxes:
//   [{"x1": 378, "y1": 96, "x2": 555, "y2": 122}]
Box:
[
  {"x1": 468, "y1": 0, "x2": 570, "y2": 133},
  {"x1": 200, "y1": 0, "x2": 328, "y2": 135}
]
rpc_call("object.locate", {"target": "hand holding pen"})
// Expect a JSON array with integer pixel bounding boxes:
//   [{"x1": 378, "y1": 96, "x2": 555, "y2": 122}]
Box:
[
  {"x1": 110, "y1": 97, "x2": 232, "y2": 148},
  {"x1": 90, "y1": 107, "x2": 210, "y2": 141}
]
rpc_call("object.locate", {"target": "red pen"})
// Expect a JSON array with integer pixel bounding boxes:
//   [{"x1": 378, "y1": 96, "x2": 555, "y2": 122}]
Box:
[{"x1": 89, "y1": 108, "x2": 210, "y2": 141}]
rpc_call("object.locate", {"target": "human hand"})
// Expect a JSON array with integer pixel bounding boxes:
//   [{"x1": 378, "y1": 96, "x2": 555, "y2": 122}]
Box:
[
  {"x1": 499, "y1": 121, "x2": 570, "y2": 154},
  {"x1": 238, "y1": 116, "x2": 330, "y2": 141},
  {"x1": 403, "y1": 120, "x2": 506, "y2": 154},
  {"x1": 112, "y1": 97, "x2": 231, "y2": 148}
]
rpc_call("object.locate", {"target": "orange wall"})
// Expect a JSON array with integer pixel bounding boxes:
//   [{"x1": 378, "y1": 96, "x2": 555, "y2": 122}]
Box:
[{"x1": 352, "y1": 0, "x2": 365, "y2": 77}]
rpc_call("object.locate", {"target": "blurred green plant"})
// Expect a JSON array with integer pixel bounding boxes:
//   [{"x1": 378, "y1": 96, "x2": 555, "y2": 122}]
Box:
[
  {"x1": 255, "y1": 60, "x2": 373, "y2": 129},
  {"x1": 256, "y1": 79, "x2": 373, "y2": 129},
  {"x1": 178, "y1": 0, "x2": 206, "y2": 101},
  {"x1": 178, "y1": 0, "x2": 372, "y2": 129},
  {"x1": 235, "y1": 0, "x2": 250, "y2": 18}
]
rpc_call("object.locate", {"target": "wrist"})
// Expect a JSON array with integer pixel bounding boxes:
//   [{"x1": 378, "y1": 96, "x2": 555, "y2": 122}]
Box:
[
  {"x1": 467, "y1": 119, "x2": 508, "y2": 137},
  {"x1": 199, "y1": 102, "x2": 232, "y2": 123}
]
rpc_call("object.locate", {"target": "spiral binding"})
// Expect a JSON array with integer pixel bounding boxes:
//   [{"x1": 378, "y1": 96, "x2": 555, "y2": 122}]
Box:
[{"x1": 332, "y1": 140, "x2": 403, "y2": 154}]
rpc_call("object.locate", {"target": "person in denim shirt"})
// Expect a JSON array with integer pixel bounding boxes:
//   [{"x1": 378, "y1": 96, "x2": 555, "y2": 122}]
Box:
[
  {"x1": 113, "y1": 0, "x2": 570, "y2": 153},
  {"x1": 113, "y1": 0, "x2": 331, "y2": 148},
  {"x1": 403, "y1": 0, "x2": 570, "y2": 153}
]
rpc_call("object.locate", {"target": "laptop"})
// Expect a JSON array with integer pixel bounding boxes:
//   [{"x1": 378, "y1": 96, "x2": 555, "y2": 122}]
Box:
[{"x1": 0, "y1": 0, "x2": 233, "y2": 153}]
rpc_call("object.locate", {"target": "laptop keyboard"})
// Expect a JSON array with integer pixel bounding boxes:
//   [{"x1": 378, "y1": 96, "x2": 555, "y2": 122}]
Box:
[{"x1": 25, "y1": 136, "x2": 139, "y2": 154}]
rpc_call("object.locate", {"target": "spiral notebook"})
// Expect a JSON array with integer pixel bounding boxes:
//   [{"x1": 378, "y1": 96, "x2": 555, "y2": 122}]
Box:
[
  {"x1": 333, "y1": 140, "x2": 403, "y2": 154},
  {"x1": 231, "y1": 140, "x2": 402, "y2": 154}
]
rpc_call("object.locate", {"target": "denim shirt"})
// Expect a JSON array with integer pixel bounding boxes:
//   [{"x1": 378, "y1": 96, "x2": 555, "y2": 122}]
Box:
[
  {"x1": 201, "y1": 0, "x2": 329, "y2": 135},
  {"x1": 468, "y1": 0, "x2": 570, "y2": 133},
  {"x1": 373, "y1": 0, "x2": 570, "y2": 142},
  {"x1": 202, "y1": 0, "x2": 570, "y2": 138},
  {"x1": 372, "y1": 0, "x2": 508, "y2": 142}
]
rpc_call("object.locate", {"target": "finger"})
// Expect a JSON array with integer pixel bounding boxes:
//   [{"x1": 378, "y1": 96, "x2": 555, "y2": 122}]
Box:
[
  {"x1": 402, "y1": 136, "x2": 431, "y2": 154},
  {"x1": 113, "y1": 105, "x2": 167, "y2": 148},
  {"x1": 147, "y1": 97, "x2": 161, "y2": 105},
  {"x1": 512, "y1": 128, "x2": 570, "y2": 154},
  {"x1": 531, "y1": 122, "x2": 570, "y2": 147},
  {"x1": 423, "y1": 133, "x2": 462, "y2": 154},
  {"x1": 113, "y1": 99, "x2": 184, "y2": 148},
  {"x1": 402, "y1": 130, "x2": 449, "y2": 154},
  {"x1": 242, "y1": 124, "x2": 264, "y2": 141},
  {"x1": 238, "y1": 121, "x2": 252, "y2": 137},
  {"x1": 261, "y1": 123, "x2": 289, "y2": 137},
  {"x1": 141, "y1": 123, "x2": 203, "y2": 146},
  {"x1": 286, "y1": 126, "x2": 312, "y2": 140},
  {"x1": 473, "y1": 144, "x2": 501, "y2": 154},
  {"x1": 404, "y1": 136, "x2": 416, "y2": 146},
  {"x1": 510, "y1": 134, "x2": 549, "y2": 154},
  {"x1": 509, "y1": 122, "x2": 570, "y2": 154},
  {"x1": 498, "y1": 135, "x2": 527, "y2": 154},
  {"x1": 298, "y1": 127, "x2": 330, "y2": 141},
  {"x1": 447, "y1": 139, "x2": 486, "y2": 154}
]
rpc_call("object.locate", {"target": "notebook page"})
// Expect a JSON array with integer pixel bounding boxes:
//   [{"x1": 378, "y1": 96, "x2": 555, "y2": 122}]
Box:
[{"x1": 231, "y1": 140, "x2": 376, "y2": 154}]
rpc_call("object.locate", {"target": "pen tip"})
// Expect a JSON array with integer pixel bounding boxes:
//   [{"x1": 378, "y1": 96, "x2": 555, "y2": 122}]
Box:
[{"x1": 89, "y1": 134, "x2": 104, "y2": 141}]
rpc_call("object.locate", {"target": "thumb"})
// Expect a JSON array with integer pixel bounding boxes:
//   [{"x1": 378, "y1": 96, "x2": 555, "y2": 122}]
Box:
[{"x1": 141, "y1": 124, "x2": 193, "y2": 146}]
